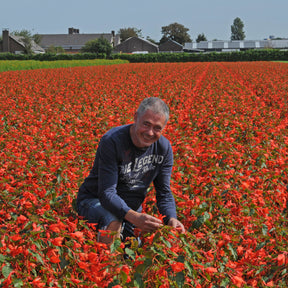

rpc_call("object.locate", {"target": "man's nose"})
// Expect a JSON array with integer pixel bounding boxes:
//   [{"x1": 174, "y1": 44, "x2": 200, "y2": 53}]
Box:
[{"x1": 147, "y1": 127, "x2": 154, "y2": 136}]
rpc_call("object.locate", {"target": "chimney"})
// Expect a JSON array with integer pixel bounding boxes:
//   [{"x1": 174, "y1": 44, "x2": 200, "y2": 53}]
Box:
[
  {"x1": 111, "y1": 30, "x2": 115, "y2": 47},
  {"x1": 68, "y1": 27, "x2": 79, "y2": 34},
  {"x1": 2, "y1": 29, "x2": 10, "y2": 52}
]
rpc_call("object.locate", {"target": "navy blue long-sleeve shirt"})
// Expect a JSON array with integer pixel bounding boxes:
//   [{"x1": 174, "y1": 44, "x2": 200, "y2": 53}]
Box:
[{"x1": 77, "y1": 124, "x2": 177, "y2": 224}]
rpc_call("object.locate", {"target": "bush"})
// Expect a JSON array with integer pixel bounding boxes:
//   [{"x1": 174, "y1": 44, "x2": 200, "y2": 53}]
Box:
[{"x1": 81, "y1": 37, "x2": 112, "y2": 57}]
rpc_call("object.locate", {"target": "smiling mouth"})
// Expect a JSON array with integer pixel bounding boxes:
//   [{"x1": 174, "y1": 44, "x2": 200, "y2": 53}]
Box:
[{"x1": 143, "y1": 135, "x2": 154, "y2": 141}]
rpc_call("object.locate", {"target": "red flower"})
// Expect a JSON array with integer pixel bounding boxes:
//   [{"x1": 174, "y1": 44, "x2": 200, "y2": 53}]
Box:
[
  {"x1": 231, "y1": 275, "x2": 245, "y2": 287},
  {"x1": 51, "y1": 237, "x2": 64, "y2": 246},
  {"x1": 171, "y1": 262, "x2": 185, "y2": 273},
  {"x1": 50, "y1": 256, "x2": 60, "y2": 264},
  {"x1": 205, "y1": 267, "x2": 218, "y2": 274},
  {"x1": 277, "y1": 254, "x2": 286, "y2": 266}
]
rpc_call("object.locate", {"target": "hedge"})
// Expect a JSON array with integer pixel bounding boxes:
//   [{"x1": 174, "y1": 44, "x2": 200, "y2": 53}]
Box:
[
  {"x1": 0, "y1": 52, "x2": 107, "y2": 61},
  {"x1": 112, "y1": 50, "x2": 288, "y2": 62},
  {"x1": 1, "y1": 49, "x2": 288, "y2": 62}
]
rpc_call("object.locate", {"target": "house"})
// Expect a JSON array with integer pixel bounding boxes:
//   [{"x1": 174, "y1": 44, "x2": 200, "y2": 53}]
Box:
[
  {"x1": 184, "y1": 40, "x2": 288, "y2": 52},
  {"x1": 1, "y1": 29, "x2": 45, "y2": 54},
  {"x1": 39, "y1": 28, "x2": 120, "y2": 53},
  {"x1": 158, "y1": 39, "x2": 183, "y2": 52},
  {"x1": 113, "y1": 37, "x2": 158, "y2": 54}
]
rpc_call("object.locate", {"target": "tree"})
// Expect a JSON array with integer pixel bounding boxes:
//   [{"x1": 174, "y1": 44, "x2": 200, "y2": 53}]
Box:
[
  {"x1": 12, "y1": 29, "x2": 32, "y2": 39},
  {"x1": 32, "y1": 33, "x2": 42, "y2": 45},
  {"x1": 118, "y1": 27, "x2": 142, "y2": 42},
  {"x1": 196, "y1": 33, "x2": 207, "y2": 43},
  {"x1": 12, "y1": 30, "x2": 34, "y2": 54},
  {"x1": 81, "y1": 37, "x2": 112, "y2": 56},
  {"x1": 160, "y1": 22, "x2": 192, "y2": 45},
  {"x1": 230, "y1": 17, "x2": 245, "y2": 40}
]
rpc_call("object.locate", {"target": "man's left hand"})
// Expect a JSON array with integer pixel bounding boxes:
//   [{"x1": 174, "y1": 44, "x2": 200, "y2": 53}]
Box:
[{"x1": 168, "y1": 218, "x2": 185, "y2": 233}]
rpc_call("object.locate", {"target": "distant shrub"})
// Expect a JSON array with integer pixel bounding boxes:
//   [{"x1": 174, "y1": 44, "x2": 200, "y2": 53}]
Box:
[
  {"x1": 81, "y1": 37, "x2": 112, "y2": 57},
  {"x1": 46, "y1": 45, "x2": 65, "y2": 54}
]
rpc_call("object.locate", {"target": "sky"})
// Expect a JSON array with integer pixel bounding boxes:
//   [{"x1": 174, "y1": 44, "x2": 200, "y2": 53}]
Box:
[{"x1": 1, "y1": 0, "x2": 288, "y2": 41}]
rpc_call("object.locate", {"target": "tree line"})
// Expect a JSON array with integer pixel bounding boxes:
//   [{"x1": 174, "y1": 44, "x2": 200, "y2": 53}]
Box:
[
  {"x1": 82, "y1": 18, "x2": 246, "y2": 56},
  {"x1": 119, "y1": 17, "x2": 246, "y2": 45}
]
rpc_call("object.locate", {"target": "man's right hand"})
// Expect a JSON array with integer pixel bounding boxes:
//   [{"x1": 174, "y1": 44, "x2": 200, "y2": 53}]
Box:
[{"x1": 125, "y1": 209, "x2": 163, "y2": 233}]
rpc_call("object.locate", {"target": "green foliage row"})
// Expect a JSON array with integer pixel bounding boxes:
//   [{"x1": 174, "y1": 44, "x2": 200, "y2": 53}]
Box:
[
  {"x1": 112, "y1": 49, "x2": 288, "y2": 62},
  {"x1": 0, "y1": 52, "x2": 107, "y2": 61},
  {"x1": 1, "y1": 49, "x2": 288, "y2": 65}
]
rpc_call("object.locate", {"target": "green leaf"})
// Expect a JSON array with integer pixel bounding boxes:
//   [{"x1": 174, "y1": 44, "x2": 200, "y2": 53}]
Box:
[
  {"x1": 203, "y1": 211, "x2": 211, "y2": 221},
  {"x1": 152, "y1": 231, "x2": 161, "y2": 243},
  {"x1": 135, "y1": 256, "x2": 152, "y2": 274},
  {"x1": 0, "y1": 254, "x2": 6, "y2": 263},
  {"x1": 184, "y1": 260, "x2": 194, "y2": 277},
  {"x1": 175, "y1": 271, "x2": 185, "y2": 288},
  {"x1": 227, "y1": 243, "x2": 238, "y2": 261},
  {"x1": 107, "y1": 279, "x2": 120, "y2": 288},
  {"x1": 2, "y1": 264, "x2": 13, "y2": 278},
  {"x1": 110, "y1": 238, "x2": 121, "y2": 253},
  {"x1": 255, "y1": 240, "x2": 269, "y2": 251},
  {"x1": 124, "y1": 247, "x2": 135, "y2": 260},
  {"x1": 13, "y1": 279, "x2": 23, "y2": 287},
  {"x1": 160, "y1": 236, "x2": 172, "y2": 248},
  {"x1": 177, "y1": 255, "x2": 185, "y2": 263},
  {"x1": 220, "y1": 276, "x2": 230, "y2": 287},
  {"x1": 29, "y1": 250, "x2": 44, "y2": 265},
  {"x1": 135, "y1": 263, "x2": 147, "y2": 274},
  {"x1": 57, "y1": 172, "x2": 62, "y2": 184},
  {"x1": 33, "y1": 240, "x2": 44, "y2": 250},
  {"x1": 143, "y1": 257, "x2": 152, "y2": 267},
  {"x1": 192, "y1": 215, "x2": 204, "y2": 229},
  {"x1": 151, "y1": 247, "x2": 166, "y2": 259},
  {"x1": 60, "y1": 256, "x2": 69, "y2": 269},
  {"x1": 133, "y1": 272, "x2": 144, "y2": 288},
  {"x1": 120, "y1": 270, "x2": 127, "y2": 283},
  {"x1": 262, "y1": 224, "x2": 268, "y2": 236},
  {"x1": 183, "y1": 246, "x2": 194, "y2": 259}
]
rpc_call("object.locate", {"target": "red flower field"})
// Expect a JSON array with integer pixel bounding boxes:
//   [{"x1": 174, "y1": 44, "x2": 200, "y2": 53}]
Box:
[{"x1": 0, "y1": 62, "x2": 288, "y2": 287}]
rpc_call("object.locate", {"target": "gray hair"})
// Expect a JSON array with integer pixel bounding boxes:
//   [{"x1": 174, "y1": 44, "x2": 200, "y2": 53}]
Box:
[{"x1": 137, "y1": 97, "x2": 170, "y2": 123}]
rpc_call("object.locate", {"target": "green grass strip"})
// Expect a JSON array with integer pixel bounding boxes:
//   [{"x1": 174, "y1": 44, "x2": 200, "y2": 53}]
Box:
[{"x1": 0, "y1": 59, "x2": 129, "y2": 72}]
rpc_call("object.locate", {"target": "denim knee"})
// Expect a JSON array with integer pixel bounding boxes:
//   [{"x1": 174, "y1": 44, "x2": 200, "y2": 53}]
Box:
[{"x1": 77, "y1": 198, "x2": 120, "y2": 230}]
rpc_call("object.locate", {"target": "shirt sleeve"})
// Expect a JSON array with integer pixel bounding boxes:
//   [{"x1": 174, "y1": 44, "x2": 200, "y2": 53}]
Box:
[
  {"x1": 153, "y1": 142, "x2": 177, "y2": 224},
  {"x1": 97, "y1": 135, "x2": 131, "y2": 219}
]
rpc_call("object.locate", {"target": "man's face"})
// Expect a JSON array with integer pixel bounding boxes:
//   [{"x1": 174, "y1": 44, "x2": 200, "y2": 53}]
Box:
[{"x1": 131, "y1": 109, "x2": 167, "y2": 148}]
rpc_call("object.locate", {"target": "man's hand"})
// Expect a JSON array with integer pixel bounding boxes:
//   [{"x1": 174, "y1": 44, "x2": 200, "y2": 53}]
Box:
[
  {"x1": 168, "y1": 217, "x2": 185, "y2": 233},
  {"x1": 125, "y1": 210, "x2": 163, "y2": 233}
]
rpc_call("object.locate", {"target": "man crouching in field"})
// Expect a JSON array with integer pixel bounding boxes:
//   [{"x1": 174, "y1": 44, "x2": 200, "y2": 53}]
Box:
[{"x1": 76, "y1": 97, "x2": 185, "y2": 245}]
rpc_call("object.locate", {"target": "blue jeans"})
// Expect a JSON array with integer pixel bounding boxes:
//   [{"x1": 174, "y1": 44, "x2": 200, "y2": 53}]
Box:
[{"x1": 77, "y1": 198, "x2": 141, "y2": 241}]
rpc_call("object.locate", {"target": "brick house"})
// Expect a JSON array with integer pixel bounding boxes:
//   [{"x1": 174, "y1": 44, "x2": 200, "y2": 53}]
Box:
[
  {"x1": 113, "y1": 37, "x2": 159, "y2": 53},
  {"x1": 158, "y1": 39, "x2": 183, "y2": 52},
  {"x1": 1, "y1": 29, "x2": 45, "y2": 54},
  {"x1": 39, "y1": 28, "x2": 120, "y2": 53}
]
